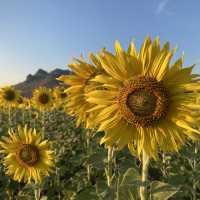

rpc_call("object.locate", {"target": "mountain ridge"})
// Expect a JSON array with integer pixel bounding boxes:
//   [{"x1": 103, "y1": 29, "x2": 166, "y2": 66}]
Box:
[{"x1": 14, "y1": 68, "x2": 70, "y2": 97}]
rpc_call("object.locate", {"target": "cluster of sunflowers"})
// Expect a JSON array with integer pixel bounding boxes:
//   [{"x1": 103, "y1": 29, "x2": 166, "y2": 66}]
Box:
[
  {"x1": 0, "y1": 86, "x2": 67, "y2": 111},
  {"x1": 0, "y1": 37, "x2": 199, "y2": 199},
  {"x1": 0, "y1": 86, "x2": 68, "y2": 183}
]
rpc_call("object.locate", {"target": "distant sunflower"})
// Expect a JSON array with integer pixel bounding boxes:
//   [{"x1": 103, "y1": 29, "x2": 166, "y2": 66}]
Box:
[
  {"x1": 53, "y1": 86, "x2": 67, "y2": 100},
  {"x1": 17, "y1": 96, "x2": 24, "y2": 104},
  {"x1": 16, "y1": 96, "x2": 25, "y2": 108},
  {"x1": 24, "y1": 98, "x2": 32, "y2": 110},
  {"x1": 0, "y1": 126, "x2": 54, "y2": 183},
  {"x1": 53, "y1": 86, "x2": 67, "y2": 107},
  {"x1": 0, "y1": 86, "x2": 20, "y2": 107},
  {"x1": 58, "y1": 54, "x2": 104, "y2": 128},
  {"x1": 31, "y1": 111, "x2": 39, "y2": 120},
  {"x1": 86, "y1": 36, "x2": 200, "y2": 159},
  {"x1": 32, "y1": 87, "x2": 52, "y2": 110}
]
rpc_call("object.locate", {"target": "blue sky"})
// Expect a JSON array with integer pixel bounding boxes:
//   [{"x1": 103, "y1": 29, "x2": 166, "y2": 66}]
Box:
[{"x1": 0, "y1": 0, "x2": 200, "y2": 85}]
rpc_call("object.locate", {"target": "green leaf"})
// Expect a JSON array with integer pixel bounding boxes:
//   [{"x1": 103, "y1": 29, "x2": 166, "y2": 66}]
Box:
[
  {"x1": 151, "y1": 181, "x2": 179, "y2": 200},
  {"x1": 117, "y1": 168, "x2": 141, "y2": 200},
  {"x1": 168, "y1": 174, "x2": 187, "y2": 186},
  {"x1": 120, "y1": 167, "x2": 141, "y2": 186},
  {"x1": 76, "y1": 187, "x2": 98, "y2": 200}
]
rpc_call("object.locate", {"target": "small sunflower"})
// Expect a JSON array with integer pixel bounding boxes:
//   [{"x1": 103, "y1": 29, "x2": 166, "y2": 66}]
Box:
[
  {"x1": 53, "y1": 86, "x2": 67, "y2": 108},
  {"x1": 0, "y1": 86, "x2": 20, "y2": 107},
  {"x1": 16, "y1": 96, "x2": 25, "y2": 108},
  {"x1": 24, "y1": 98, "x2": 32, "y2": 110},
  {"x1": 53, "y1": 86, "x2": 67, "y2": 100},
  {"x1": 32, "y1": 87, "x2": 53, "y2": 110},
  {"x1": 17, "y1": 96, "x2": 24, "y2": 104},
  {"x1": 31, "y1": 111, "x2": 39, "y2": 120},
  {"x1": 86, "y1": 36, "x2": 200, "y2": 159},
  {"x1": 0, "y1": 126, "x2": 54, "y2": 183},
  {"x1": 58, "y1": 54, "x2": 104, "y2": 128}
]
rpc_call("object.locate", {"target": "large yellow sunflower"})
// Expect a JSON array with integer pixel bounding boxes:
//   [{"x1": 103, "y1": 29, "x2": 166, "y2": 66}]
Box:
[
  {"x1": 86, "y1": 36, "x2": 200, "y2": 159},
  {"x1": 32, "y1": 87, "x2": 53, "y2": 110},
  {"x1": 0, "y1": 126, "x2": 54, "y2": 183},
  {"x1": 58, "y1": 54, "x2": 104, "y2": 128},
  {"x1": 0, "y1": 86, "x2": 20, "y2": 107}
]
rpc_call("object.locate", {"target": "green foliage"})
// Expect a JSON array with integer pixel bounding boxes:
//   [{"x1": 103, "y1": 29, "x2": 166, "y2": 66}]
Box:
[
  {"x1": 150, "y1": 181, "x2": 178, "y2": 200},
  {"x1": 116, "y1": 167, "x2": 141, "y2": 200}
]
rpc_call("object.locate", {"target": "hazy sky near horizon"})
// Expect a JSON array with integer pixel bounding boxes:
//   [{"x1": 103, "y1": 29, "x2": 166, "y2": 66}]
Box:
[{"x1": 0, "y1": 0, "x2": 200, "y2": 86}]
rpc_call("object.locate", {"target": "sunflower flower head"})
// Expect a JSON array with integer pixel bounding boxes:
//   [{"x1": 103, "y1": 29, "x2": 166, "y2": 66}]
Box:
[
  {"x1": 57, "y1": 53, "x2": 105, "y2": 129},
  {"x1": 32, "y1": 87, "x2": 53, "y2": 111},
  {"x1": 53, "y1": 86, "x2": 67, "y2": 100},
  {"x1": 0, "y1": 126, "x2": 54, "y2": 183},
  {"x1": 31, "y1": 111, "x2": 39, "y2": 120},
  {"x1": 0, "y1": 86, "x2": 20, "y2": 107},
  {"x1": 53, "y1": 86, "x2": 67, "y2": 108},
  {"x1": 85, "y1": 36, "x2": 200, "y2": 159},
  {"x1": 16, "y1": 96, "x2": 26, "y2": 108},
  {"x1": 17, "y1": 96, "x2": 24, "y2": 104}
]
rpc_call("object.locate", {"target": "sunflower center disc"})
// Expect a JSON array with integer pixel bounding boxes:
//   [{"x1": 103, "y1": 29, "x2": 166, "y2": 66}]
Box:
[
  {"x1": 38, "y1": 93, "x2": 50, "y2": 104},
  {"x1": 118, "y1": 76, "x2": 169, "y2": 127},
  {"x1": 4, "y1": 90, "x2": 16, "y2": 101},
  {"x1": 18, "y1": 144, "x2": 39, "y2": 166},
  {"x1": 60, "y1": 92, "x2": 67, "y2": 99},
  {"x1": 127, "y1": 90, "x2": 156, "y2": 116},
  {"x1": 17, "y1": 97, "x2": 23, "y2": 104}
]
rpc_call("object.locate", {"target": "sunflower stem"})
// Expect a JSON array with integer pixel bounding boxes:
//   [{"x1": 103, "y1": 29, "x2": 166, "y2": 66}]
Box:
[
  {"x1": 34, "y1": 187, "x2": 41, "y2": 200},
  {"x1": 192, "y1": 142, "x2": 198, "y2": 200},
  {"x1": 86, "y1": 130, "x2": 92, "y2": 183},
  {"x1": 106, "y1": 146, "x2": 114, "y2": 187},
  {"x1": 139, "y1": 150, "x2": 150, "y2": 200},
  {"x1": 41, "y1": 110, "x2": 45, "y2": 138},
  {"x1": 22, "y1": 109, "x2": 25, "y2": 125},
  {"x1": 162, "y1": 153, "x2": 167, "y2": 178},
  {"x1": 7, "y1": 188, "x2": 14, "y2": 200},
  {"x1": 8, "y1": 105, "x2": 12, "y2": 127}
]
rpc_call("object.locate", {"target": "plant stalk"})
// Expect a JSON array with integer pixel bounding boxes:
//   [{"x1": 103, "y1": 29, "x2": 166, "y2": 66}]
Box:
[
  {"x1": 8, "y1": 106, "x2": 11, "y2": 127},
  {"x1": 107, "y1": 146, "x2": 113, "y2": 187},
  {"x1": 86, "y1": 130, "x2": 92, "y2": 182},
  {"x1": 139, "y1": 150, "x2": 150, "y2": 200},
  {"x1": 7, "y1": 189, "x2": 14, "y2": 200},
  {"x1": 193, "y1": 142, "x2": 198, "y2": 200},
  {"x1": 34, "y1": 188, "x2": 41, "y2": 200},
  {"x1": 41, "y1": 110, "x2": 45, "y2": 138}
]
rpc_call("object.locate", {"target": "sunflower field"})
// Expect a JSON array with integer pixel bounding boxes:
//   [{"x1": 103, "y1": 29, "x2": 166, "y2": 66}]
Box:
[{"x1": 1, "y1": 37, "x2": 200, "y2": 200}]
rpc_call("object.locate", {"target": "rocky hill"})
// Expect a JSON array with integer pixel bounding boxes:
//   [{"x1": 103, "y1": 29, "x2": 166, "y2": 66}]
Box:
[{"x1": 14, "y1": 68, "x2": 70, "y2": 97}]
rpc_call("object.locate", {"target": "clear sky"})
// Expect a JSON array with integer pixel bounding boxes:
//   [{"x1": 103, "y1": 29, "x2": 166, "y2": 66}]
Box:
[{"x1": 0, "y1": 0, "x2": 200, "y2": 86}]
